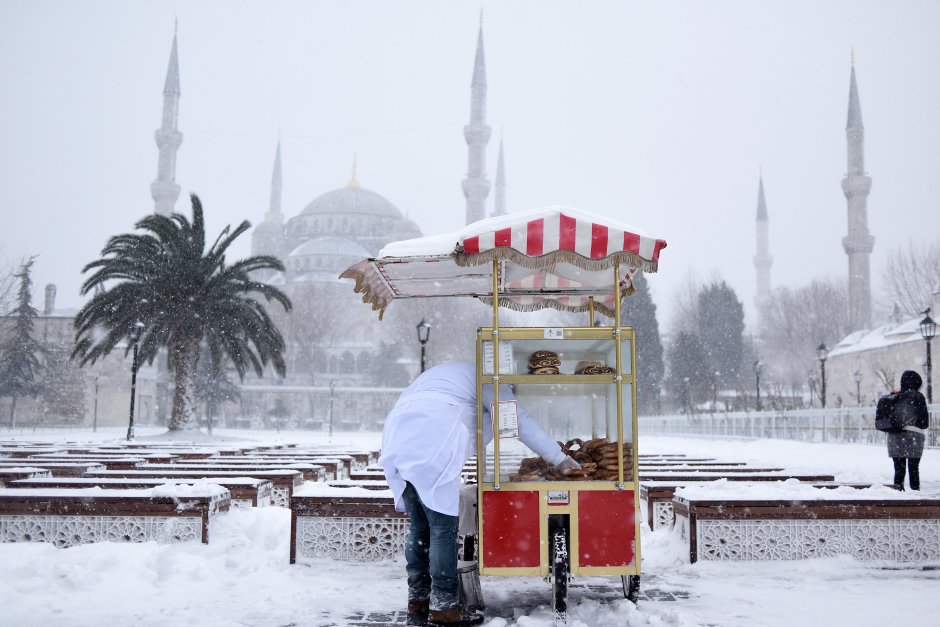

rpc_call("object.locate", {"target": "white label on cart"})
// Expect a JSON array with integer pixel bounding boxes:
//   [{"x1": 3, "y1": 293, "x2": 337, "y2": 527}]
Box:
[
  {"x1": 482, "y1": 341, "x2": 513, "y2": 375},
  {"x1": 491, "y1": 400, "x2": 519, "y2": 439},
  {"x1": 543, "y1": 327, "x2": 564, "y2": 340},
  {"x1": 547, "y1": 490, "x2": 569, "y2": 505}
]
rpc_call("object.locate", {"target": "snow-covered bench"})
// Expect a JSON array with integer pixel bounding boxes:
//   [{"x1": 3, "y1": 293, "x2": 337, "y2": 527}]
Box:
[
  {"x1": 290, "y1": 483, "x2": 407, "y2": 563},
  {"x1": 0, "y1": 461, "x2": 105, "y2": 477},
  {"x1": 26, "y1": 455, "x2": 148, "y2": 470},
  {"x1": 641, "y1": 481, "x2": 879, "y2": 531},
  {"x1": 672, "y1": 481, "x2": 940, "y2": 562},
  {"x1": 8, "y1": 476, "x2": 274, "y2": 509},
  {"x1": 84, "y1": 468, "x2": 303, "y2": 507},
  {"x1": 0, "y1": 468, "x2": 52, "y2": 487},
  {"x1": 143, "y1": 461, "x2": 327, "y2": 482},
  {"x1": 0, "y1": 485, "x2": 230, "y2": 547}
]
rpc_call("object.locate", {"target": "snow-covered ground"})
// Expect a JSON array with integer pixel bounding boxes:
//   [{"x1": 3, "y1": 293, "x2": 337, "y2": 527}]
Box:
[{"x1": 0, "y1": 428, "x2": 936, "y2": 627}]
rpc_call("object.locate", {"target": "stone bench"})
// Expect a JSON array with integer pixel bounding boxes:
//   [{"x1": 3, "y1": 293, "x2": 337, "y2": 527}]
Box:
[
  {"x1": 641, "y1": 481, "x2": 881, "y2": 531},
  {"x1": 639, "y1": 471, "x2": 835, "y2": 482},
  {"x1": 0, "y1": 468, "x2": 53, "y2": 487},
  {"x1": 290, "y1": 483, "x2": 407, "y2": 563},
  {"x1": 9, "y1": 476, "x2": 274, "y2": 508},
  {"x1": 0, "y1": 461, "x2": 105, "y2": 477},
  {"x1": 671, "y1": 483, "x2": 940, "y2": 563},
  {"x1": 0, "y1": 485, "x2": 230, "y2": 547},
  {"x1": 327, "y1": 480, "x2": 389, "y2": 491},
  {"x1": 145, "y1": 461, "x2": 327, "y2": 482},
  {"x1": 84, "y1": 469, "x2": 303, "y2": 507},
  {"x1": 194, "y1": 456, "x2": 346, "y2": 480},
  {"x1": 27, "y1": 455, "x2": 148, "y2": 470}
]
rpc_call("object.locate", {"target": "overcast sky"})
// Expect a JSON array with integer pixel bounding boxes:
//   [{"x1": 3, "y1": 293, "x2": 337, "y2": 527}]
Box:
[{"x1": 1, "y1": 0, "x2": 938, "y2": 331}]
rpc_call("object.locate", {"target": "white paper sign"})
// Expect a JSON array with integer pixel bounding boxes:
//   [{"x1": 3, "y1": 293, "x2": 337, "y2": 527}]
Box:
[
  {"x1": 482, "y1": 341, "x2": 513, "y2": 375},
  {"x1": 544, "y1": 327, "x2": 564, "y2": 340},
  {"x1": 491, "y1": 400, "x2": 519, "y2": 439}
]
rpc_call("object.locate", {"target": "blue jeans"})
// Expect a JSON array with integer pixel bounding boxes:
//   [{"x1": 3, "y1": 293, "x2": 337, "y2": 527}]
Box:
[{"x1": 401, "y1": 481, "x2": 459, "y2": 610}]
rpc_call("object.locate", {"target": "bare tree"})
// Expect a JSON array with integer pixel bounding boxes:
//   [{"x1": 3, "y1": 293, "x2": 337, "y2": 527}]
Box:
[
  {"x1": 880, "y1": 239, "x2": 940, "y2": 315},
  {"x1": 759, "y1": 278, "x2": 853, "y2": 392}
]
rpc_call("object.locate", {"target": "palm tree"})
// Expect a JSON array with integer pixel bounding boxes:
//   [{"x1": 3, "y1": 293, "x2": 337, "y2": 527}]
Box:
[{"x1": 72, "y1": 194, "x2": 292, "y2": 432}]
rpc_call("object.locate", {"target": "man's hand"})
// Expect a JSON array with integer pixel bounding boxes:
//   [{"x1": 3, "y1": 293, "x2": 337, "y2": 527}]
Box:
[{"x1": 555, "y1": 455, "x2": 580, "y2": 471}]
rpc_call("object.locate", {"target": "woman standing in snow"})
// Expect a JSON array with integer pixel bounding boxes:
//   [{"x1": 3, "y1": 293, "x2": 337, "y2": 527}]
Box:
[{"x1": 887, "y1": 370, "x2": 929, "y2": 490}]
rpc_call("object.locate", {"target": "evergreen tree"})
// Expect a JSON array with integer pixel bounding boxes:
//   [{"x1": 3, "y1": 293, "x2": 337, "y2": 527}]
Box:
[
  {"x1": 666, "y1": 331, "x2": 710, "y2": 413},
  {"x1": 72, "y1": 194, "x2": 292, "y2": 432},
  {"x1": 0, "y1": 257, "x2": 44, "y2": 428},
  {"x1": 697, "y1": 280, "x2": 746, "y2": 387},
  {"x1": 620, "y1": 272, "x2": 665, "y2": 415}
]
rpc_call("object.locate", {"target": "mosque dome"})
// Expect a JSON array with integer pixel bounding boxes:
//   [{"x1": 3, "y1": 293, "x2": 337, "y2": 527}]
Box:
[
  {"x1": 289, "y1": 236, "x2": 370, "y2": 259},
  {"x1": 300, "y1": 185, "x2": 403, "y2": 220}
]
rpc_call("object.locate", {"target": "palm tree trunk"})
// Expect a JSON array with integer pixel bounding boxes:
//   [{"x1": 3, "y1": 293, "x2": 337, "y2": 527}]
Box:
[{"x1": 168, "y1": 342, "x2": 201, "y2": 431}]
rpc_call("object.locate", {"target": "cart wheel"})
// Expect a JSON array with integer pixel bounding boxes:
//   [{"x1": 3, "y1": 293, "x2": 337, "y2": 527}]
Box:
[
  {"x1": 551, "y1": 528, "x2": 569, "y2": 624},
  {"x1": 621, "y1": 575, "x2": 640, "y2": 603}
]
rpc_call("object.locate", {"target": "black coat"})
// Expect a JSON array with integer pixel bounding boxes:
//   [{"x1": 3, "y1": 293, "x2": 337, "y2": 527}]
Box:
[{"x1": 886, "y1": 370, "x2": 929, "y2": 458}]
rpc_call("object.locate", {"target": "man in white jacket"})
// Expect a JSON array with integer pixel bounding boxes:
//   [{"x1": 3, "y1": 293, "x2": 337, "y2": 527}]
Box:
[{"x1": 380, "y1": 362, "x2": 577, "y2": 626}]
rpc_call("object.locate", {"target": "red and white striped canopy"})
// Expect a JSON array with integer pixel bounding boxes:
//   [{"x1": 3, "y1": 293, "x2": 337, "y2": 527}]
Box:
[{"x1": 341, "y1": 206, "x2": 667, "y2": 319}]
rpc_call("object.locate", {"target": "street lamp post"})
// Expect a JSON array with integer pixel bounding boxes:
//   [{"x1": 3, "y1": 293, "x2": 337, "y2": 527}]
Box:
[
  {"x1": 328, "y1": 379, "x2": 336, "y2": 440},
  {"x1": 853, "y1": 370, "x2": 863, "y2": 407},
  {"x1": 713, "y1": 371, "x2": 720, "y2": 413},
  {"x1": 816, "y1": 343, "x2": 829, "y2": 409},
  {"x1": 754, "y1": 361, "x2": 762, "y2": 411},
  {"x1": 416, "y1": 318, "x2": 432, "y2": 374},
  {"x1": 127, "y1": 320, "x2": 145, "y2": 441},
  {"x1": 920, "y1": 309, "x2": 936, "y2": 403}
]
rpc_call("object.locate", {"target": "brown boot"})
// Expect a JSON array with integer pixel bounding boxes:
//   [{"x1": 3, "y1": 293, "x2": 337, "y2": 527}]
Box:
[
  {"x1": 427, "y1": 604, "x2": 484, "y2": 626},
  {"x1": 407, "y1": 599, "x2": 429, "y2": 626}
]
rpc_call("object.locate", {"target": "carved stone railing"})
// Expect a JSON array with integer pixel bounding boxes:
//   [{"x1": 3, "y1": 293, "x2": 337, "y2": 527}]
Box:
[
  {"x1": 0, "y1": 485, "x2": 230, "y2": 547},
  {"x1": 673, "y1": 492, "x2": 940, "y2": 562}
]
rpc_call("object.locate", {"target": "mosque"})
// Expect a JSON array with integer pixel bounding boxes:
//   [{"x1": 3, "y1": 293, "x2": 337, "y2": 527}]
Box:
[
  {"x1": 143, "y1": 23, "x2": 506, "y2": 429},
  {"x1": 752, "y1": 61, "x2": 936, "y2": 407}
]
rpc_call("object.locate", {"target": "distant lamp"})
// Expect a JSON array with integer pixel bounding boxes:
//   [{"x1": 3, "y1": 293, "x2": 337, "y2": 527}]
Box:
[
  {"x1": 416, "y1": 318, "x2": 432, "y2": 374},
  {"x1": 816, "y1": 343, "x2": 829, "y2": 409},
  {"x1": 853, "y1": 370, "x2": 862, "y2": 407},
  {"x1": 920, "y1": 309, "x2": 935, "y2": 403},
  {"x1": 753, "y1": 361, "x2": 763, "y2": 411}
]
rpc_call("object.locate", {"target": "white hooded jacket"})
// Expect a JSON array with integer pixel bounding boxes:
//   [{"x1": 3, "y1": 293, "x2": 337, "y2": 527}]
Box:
[{"x1": 379, "y1": 361, "x2": 565, "y2": 516}]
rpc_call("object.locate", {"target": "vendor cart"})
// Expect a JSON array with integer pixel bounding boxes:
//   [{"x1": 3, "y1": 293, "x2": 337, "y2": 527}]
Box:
[{"x1": 342, "y1": 206, "x2": 667, "y2": 623}]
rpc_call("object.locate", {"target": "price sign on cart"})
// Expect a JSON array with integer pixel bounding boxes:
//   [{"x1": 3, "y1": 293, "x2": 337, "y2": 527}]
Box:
[{"x1": 491, "y1": 400, "x2": 519, "y2": 439}]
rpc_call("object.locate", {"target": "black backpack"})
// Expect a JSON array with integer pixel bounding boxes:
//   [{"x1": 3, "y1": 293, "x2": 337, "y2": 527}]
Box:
[{"x1": 875, "y1": 393, "x2": 903, "y2": 433}]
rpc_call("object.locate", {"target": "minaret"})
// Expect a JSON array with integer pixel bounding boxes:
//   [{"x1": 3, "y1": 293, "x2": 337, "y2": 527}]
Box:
[
  {"x1": 151, "y1": 27, "x2": 183, "y2": 216},
  {"x1": 251, "y1": 140, "x2": 285, "y2": 258},
  {"x1": 265, "y1": 140, "x2": 284, "y2": 225},
  {"x1": 493, "y1": 135, "x2": 506, "y2": 217},
  {"x1": 753, "y1": 172, "x2": 772, "y2": 312},
  {"x1": 462, "y1": 19, "x2": 491, "y2": 225},
  {"x1": 841, "y1": 56, "x2": 874, "y2": 330}
]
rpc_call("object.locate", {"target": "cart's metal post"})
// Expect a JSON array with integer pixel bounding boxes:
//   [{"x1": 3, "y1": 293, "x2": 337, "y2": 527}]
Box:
[
  {"x1": 476, "y1": 332, "x2": 485, "y2": 485},
  {"x1": 588, "y1": 295, "x2": 595, "y2": 327},
  {"x1": 614, "y1": 261, "x2": 625, "y2": 488},
  {"x1": 491, "y1": 258, "x2": 501, "y2": 490}
]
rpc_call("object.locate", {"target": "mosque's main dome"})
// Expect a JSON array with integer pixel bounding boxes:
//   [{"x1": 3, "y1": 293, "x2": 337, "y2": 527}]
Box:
[{"x1": 300, "y1": 185, "x2": 403, "y2": 219}]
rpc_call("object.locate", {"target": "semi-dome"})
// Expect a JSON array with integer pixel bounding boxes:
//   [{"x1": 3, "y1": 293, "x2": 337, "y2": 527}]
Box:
[{"x1": 300, "y1": 185, "x2": 403, "y2": 219}]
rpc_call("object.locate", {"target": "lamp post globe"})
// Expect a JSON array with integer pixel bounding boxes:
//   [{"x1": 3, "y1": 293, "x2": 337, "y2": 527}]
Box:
[
  {"x1": 416, "y1": 318, "x2": 432, "y2": 374},
  {"x1": 919, "y1": 310, "x2": 936, "y2": 403},
  {"x1": 816, "y1": 343, "x2": 829, "y2": 409}
]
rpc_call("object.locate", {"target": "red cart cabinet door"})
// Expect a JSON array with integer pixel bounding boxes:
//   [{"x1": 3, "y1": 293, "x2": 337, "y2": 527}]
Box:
[
  {"x1": 482, "y1": 490, "x2": 540, "y2": 567},
  {"x1": 577, "y1": 490, "x2": 636, "y2": 567}
]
